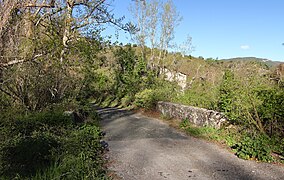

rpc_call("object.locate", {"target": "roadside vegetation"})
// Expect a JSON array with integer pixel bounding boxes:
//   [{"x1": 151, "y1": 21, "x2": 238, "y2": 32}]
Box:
[
  {"x1": 0, "y1": 0, "x2": 126, "y2": 178},
  {"x1": 172, "y1": 60, "x2": 284, "y2": 163},
  {"x1": 92, "y1": 0, "x2": 284, "y2": 164},
  {"x1": 0, "y1": 107, "x2": 107, "y2": 179},
  {"x1": 179, "y1": 119, "x2": 284, "y2": 163},
  {"x1": 0, "y1": 1, "x2": 283, "y2": 178}
]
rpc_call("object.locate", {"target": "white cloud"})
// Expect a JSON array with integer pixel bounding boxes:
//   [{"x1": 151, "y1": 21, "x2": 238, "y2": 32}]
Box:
[{"x1": 240, "y1": 45, "x2": 250, "y2": 50}]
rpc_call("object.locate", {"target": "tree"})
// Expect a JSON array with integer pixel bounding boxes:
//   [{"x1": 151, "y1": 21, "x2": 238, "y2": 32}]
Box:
[
  {"x1": 130, "y1": 0, "x2": 182, "y2": 72},
  {"x1": 0, "y1": 0, "x2": 133, "y2": 110},
  {"x1": 179, "y1": 34, "x2": 194, "y2": 57},
  {"x1": 158, "y1": 0, "x2": 182, "y2": 69},
  {"x1": 129, "y1": 0, "x2": 148, "y2": 59},
  {"x1": 0, "y1": 0, "x2": 132, "y2": 66},
  {"x1": 146, "y1": 0, "x2": 159, "y2": 67}
]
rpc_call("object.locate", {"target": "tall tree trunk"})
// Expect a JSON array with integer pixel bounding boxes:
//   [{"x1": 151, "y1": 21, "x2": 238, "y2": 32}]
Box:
[{"x1": 60, "y1": 0, "x2": 74, "y2": 62}]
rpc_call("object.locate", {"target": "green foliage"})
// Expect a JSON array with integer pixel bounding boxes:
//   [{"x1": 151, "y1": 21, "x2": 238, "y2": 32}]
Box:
[
  {"x1": 0, "y1": 33, "x2": 108, "y2": 112},
  {"x1": 179, "y1": 119, "x2": 191, "y2": 129},
  {"x1": 218, "y1": 70, "x2": 237, "y2": 118},
  {"x1": 133, "y1": 78, "x2": 179, "y2": 109},
  {"x1": 74, "y1": 39, "x2": 108, "y2": 104},
  {"x1": 0, "y1": 108, "x2": 106, "y2": 179},
  {"x1": 175, "y1": 82, "x2": 219, "y2": 110},
  {"x1": 40, "y1": 125, "x2": 106, "y2": 180},
  {"x1": 0, "y1": 132, "x2": 60, "y2": 177},
  {"x1": 232, "y1": 135, "x2": 274, "y2": 162},
  {"x1": 216, "y1": 68, "x2": 281, "y2": 133},
  {"x1": 179, "y1": 120, "x2": 283, "y2": 163},
  {"x1": 0, "y1": 110, "x2": 72, "y2": 143},
  {"x1": 115, "y1": 46, "x2": 136, "y2": 84},
  {"x1": 121, "y1": 95, "x2": 134, "y2": 107},
  {"x1": 134, "y1": 89, "x2": 156, "y2": 109},
  {"x1": 179, "y1": 119, "x2": 219, "y2": 138},
  {"x1": 217, "y1": 70, "x2": 249, "y2": 125},
  {"x1": 34, "y1": 153, "x2": 106, "y2": 180},
  {"x1": 152, "y1": 78, "x2": 179, "y2": 101},
  {"x1": 257, "y1": 89, "x2": 284, "y2": 136},
  {"x1": 114, "y1": 46, "x2": 148, "y2": 98}
]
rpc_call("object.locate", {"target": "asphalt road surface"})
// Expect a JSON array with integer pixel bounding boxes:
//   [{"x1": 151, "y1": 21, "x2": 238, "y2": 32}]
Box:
[{"x1": 97, "y1": 107, "x2": 284, "y2": 180}]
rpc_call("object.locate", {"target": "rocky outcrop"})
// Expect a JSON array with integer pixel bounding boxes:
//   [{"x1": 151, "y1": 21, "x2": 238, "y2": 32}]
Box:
[
  {"x1": 162, "y1": 68, "x2": 187, "y2": 90},
  {"x1": 157, "y1": 101, "x2": 227, "y2": 129}
]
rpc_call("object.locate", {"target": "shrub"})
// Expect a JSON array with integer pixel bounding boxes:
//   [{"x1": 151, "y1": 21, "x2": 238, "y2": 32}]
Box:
[
  {"x1": 217, "y1": 69, "x2": 280, "y2": 134},
  {"x1": 121, "y1": 95, "x2": 134, "y2": 107},
  {"x1": 231, "y1": 134, "x2": 274, "y2": 162},
  {"x1": 37, "y1": 125, "x2": 106, "y2": 180},
  {"x1": 0, "y1": 132, "x2": 60, "y2": 177},
  {"x1": 2, "y1": 111, "x2": 73, "y2": 138},
  {"x1": 134, "y1": 89, "x2": 156, "y2": 109},
  {"x1": 63, "y1": 125, "x2": 102, "y2": 157},
  {"x1": 179, "y1": 119, "x2": 191, "y2": 129},
  {"x1": 0, "y1": 107, "x2": 106, "y2": 179},
  {"x1": 175, "y1": 87, "x2": 218, "y2": 110},
  {"x1": 257, "y1": 89, "x2": 284, "y2": 137}
]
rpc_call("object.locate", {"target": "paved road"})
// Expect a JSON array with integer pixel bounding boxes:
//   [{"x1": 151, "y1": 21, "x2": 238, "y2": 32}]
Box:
[{"x1": 97, "y1": 107, "x2": 284, "y2": 180}]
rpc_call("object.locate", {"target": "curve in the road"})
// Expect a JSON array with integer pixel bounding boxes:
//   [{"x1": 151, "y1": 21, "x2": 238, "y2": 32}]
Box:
[{"x1": 97, "y1": 107, "x2": 284, "y2": 180}]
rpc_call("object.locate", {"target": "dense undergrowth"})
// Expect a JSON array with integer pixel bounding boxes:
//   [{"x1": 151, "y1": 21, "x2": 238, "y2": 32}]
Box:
[
  {"x1": 0, "y1": 0, "x2": 283, "y2": 173},
  {"x1": 179, "y1": 120, "x2": 284, "y2": 163},
  {"x1": 163, "y1": 59, "x2": 284, "y2": 163},
  {"x1": 0, "y1": 105, "x2": 107, "y2": 179}
]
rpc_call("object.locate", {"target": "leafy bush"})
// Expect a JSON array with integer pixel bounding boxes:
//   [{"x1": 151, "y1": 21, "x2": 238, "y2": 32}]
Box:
[
  {"x1": 1, "y1": 111, "x2": 73, "y2": 138},
  {"x1": 64, "y1": 125, "x2": 102, "y2": 157},
  {"x1": 175, "y1": 87, "x2": 218, "y2": 110},
  {"x1": 179, "y1": 120, "x2": 283, "y2": 163},
  {"x1": 153, "y1": 79, "x2": 179, "y2": 102},
  {"x1": 217, "y1": 69, "x2": 281, "y2": 134},
  {"x1": 173, "y1": 77, "x2": 219, "y2": 110},
  {"x1": 121, "y1": 95, "x2": 134, "y2": 107},
  {"x1": 114, "y1": 46, "x2": 144, "y2": 99},
  {"x1": 0, "y1": 108, "x2": 106, "y2": 179},
  {"x1": 0, "y1": 132, "x2": 60, "y2": 177},
  {"x1": 257, "y1": 89, "x2": 284, "y2": 137},
  {"x1": 34, "y1": 125, "x2": 106, "y2": 180},
  {"x1": 134, "y1": 89, "x2": 156, "y2": 109},
  {"x1": 134, "y1": 83, "x2": 176, "y2": 109},
  {"x1": 218, "y1": 70, "x2": 239, "y2": 121},
  {"x1": 34, "y1": 153, "x2": 106, "y2": 180},
  {"x1": 232, "y1": 135, "x2": 274, "y2": 162}
]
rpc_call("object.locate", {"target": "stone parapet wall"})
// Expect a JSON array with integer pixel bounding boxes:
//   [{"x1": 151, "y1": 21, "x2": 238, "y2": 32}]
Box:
[{"x1": 157, "y1": 101, "x2": 227, "y2": 129}]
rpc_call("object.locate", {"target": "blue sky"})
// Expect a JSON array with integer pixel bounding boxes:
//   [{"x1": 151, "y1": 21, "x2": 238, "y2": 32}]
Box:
[{"x1": 103, "y1": 0, "x2": 284, "y2": 61}]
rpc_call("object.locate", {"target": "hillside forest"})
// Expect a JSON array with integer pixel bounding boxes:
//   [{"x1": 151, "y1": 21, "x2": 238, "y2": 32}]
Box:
[{"x1": 0, "y1": 0, "x2": 283, "y2": 179}]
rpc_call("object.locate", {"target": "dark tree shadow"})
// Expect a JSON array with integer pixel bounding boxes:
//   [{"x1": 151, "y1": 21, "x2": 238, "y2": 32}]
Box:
[{"x1": 1, "y1": 135, "x2": 60, "y2": 178}]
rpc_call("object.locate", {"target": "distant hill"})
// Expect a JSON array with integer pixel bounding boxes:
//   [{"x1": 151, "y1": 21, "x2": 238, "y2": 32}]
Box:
[{"x1": 220, "y1": 57, "x2": 283, "y2": 67}]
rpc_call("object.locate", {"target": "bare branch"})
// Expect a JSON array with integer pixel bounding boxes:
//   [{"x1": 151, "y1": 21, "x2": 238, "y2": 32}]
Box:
[
  {"x1": 0, "y1": 54, "x2": 43, "y2": 67},
  {"x1": 35, "y1": 7, "x2": 65, "y2": 26},
  {"x1": 0, "y1": 86, "x2": 21, "y2": 101}
]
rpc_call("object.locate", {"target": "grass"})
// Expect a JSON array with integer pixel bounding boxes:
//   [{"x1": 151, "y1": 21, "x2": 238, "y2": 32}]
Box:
[
  {"x1": 0, "y1": 107, "x2": 108, "y2": 179},
  {"x1": 179, "y1": 119, "x2": 284, "y2": 163},
  {"x1": 140, "y1": 110, "x2": 284, "y2": 164}
]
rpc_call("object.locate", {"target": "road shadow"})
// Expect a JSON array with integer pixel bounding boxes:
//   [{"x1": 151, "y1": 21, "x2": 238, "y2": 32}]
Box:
[
  {"x1": 96, "y1": 107, "x2": 284, "y2": 180},
  {"x1": 96, "y1": 107, "x2": 188, "y2": 141}
]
